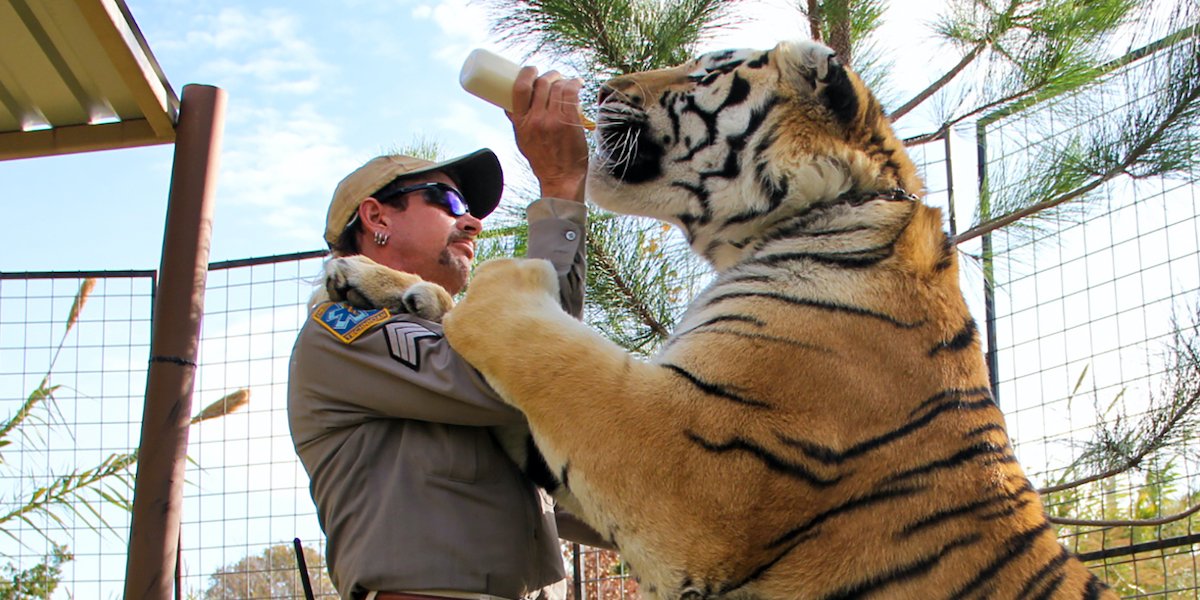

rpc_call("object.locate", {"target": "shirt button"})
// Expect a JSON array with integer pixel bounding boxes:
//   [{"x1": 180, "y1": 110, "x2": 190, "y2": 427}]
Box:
[{"x1": 565, "y1": 230, "x2": 578, "y2": 241}]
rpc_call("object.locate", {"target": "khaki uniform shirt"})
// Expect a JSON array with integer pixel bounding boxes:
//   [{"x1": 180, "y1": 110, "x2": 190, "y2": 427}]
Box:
[{"x1": 289, "y1": 198, "x2": 587, "y2": 600}]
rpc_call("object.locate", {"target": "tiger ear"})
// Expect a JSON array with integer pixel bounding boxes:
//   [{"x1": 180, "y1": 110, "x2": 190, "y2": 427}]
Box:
[{"x1": 775, "y1": 40, "x2": 861, "y2": 125}]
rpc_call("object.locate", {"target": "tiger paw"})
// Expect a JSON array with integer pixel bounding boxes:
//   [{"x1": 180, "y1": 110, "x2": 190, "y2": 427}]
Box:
[
  {"x1": 403, "y1": 281, "x2": 455, "y2": 322},
  {"x1": 468, "y1": 258, "x2": 559, "y2": 305},
  {"x1": 444, "y1": 258, "x2": 560, "y2": 343},
  {"x1": 323, "y1": 255, "x2": 454, "y2": 322}
]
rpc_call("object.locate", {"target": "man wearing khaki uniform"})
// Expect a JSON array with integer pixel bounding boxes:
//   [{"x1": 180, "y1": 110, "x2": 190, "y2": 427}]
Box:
[{"x1": 289, "y1": 67, "x2": 600, "y2": 600}]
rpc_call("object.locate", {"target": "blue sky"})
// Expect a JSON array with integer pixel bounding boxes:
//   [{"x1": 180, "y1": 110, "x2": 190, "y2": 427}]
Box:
[{"x1": 0, "y1": 0, "x2": 947, "y2": 273}]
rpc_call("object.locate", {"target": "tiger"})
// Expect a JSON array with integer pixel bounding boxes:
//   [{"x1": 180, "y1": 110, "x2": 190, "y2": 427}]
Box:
[
  {"x1": 434, "y1": 40, "x2": 1117, "y2": 599},
  {"x1": 324, "y1": 39, "x2": 1114, "y2": 599}
]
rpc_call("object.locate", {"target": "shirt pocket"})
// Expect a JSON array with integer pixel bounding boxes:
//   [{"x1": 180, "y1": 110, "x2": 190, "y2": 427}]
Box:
[{"x1": 426, "y1": 425, "x2": 482, "y2": 483}]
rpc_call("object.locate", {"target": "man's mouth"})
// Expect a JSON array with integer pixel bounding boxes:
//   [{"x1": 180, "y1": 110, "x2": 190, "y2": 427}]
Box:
[{"x1": 450, "y1": 239, "x2": 475, "y2": 261}]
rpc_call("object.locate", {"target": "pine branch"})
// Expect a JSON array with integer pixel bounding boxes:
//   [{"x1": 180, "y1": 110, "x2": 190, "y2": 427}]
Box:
[
  {"x1": 588, "y1": 237, "x2": 671, "y2": 342},
  {"x1": 1038, "y1": 458, "x2": 1143, "y2": 495},
  {"x1": 891, "y1": 42, "x2": 985, "y2": 121},
  {"x1": 1048, "y1": 501, "x2": 1200, "y2": 527},
  {"x1": 952, "y1": 170, "x2": 1104, "y2": 244},
  {"x1": 954, "y1": 66, "x2": 1200, "y2": 244},
  {"x1": 1041, "y1": 308, "x2": 1200, "y2": 496}
]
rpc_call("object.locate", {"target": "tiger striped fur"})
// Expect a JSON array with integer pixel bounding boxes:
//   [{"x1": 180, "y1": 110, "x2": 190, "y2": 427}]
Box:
[{"x1": 442, "y1": 39, "x2": 1115, "y2": 599}]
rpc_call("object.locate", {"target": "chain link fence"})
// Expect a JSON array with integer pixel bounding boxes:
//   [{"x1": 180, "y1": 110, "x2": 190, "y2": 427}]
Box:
[{"x1": 978, "y1": 39, "x2": 1200, "y2": 597}]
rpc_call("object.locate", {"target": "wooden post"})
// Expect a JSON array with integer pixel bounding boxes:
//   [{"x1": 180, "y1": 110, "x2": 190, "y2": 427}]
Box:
[{"x1": 124, "y1": 83, "x2": 225, "y2": 600}]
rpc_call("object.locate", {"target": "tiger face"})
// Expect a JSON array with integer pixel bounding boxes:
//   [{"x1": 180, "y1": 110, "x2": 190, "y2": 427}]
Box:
[{"x1": 589, "y1": 40, "x2": 922, "y2": 270}]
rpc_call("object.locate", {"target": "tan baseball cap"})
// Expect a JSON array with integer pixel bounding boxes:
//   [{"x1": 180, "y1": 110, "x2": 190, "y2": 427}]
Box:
[{"x1": 324, "y1": 148, "x2": 503, "y2": 247}]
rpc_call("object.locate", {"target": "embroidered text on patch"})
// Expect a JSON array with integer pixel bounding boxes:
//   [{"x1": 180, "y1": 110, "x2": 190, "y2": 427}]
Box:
[
  {"x1": 313, "y1": 302, "x2": 392, "y2": 344},
  {"x1": 384, "y1": 321, "x2": 441, "y2": 371}
]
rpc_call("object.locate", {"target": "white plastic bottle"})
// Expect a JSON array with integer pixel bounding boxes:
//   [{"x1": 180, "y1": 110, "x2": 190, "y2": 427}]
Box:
[
  {"x1": 459, "y1": 48, "x2": 523, "y2": 112},
  {"x1": 459, "y1": 48, "x2": 595, "y2": 129}
]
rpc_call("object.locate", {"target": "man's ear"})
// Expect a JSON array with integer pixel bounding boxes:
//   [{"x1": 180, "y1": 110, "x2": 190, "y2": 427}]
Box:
[{"x1": 359, "y1": 197, "x2": 388, "y2": 230}]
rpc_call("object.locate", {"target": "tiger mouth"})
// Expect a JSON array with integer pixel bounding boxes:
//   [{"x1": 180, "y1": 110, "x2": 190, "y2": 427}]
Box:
[{"x1": 595, "y1": 103, "x2": 665, "y2": 184}]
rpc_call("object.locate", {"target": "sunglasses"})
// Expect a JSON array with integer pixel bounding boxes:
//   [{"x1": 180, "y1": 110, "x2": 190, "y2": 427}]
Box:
[{"x1": 375, "y1": 181, "x2": 470, "y2": 217}]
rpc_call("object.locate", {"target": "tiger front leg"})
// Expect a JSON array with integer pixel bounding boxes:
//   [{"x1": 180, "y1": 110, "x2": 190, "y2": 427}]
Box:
[
  {"x1": 445, "y1": 258, "x2": 716, "y2": 596},
  {"x1": 442, "y1": 257, "x2": 659, "y2": 489}
]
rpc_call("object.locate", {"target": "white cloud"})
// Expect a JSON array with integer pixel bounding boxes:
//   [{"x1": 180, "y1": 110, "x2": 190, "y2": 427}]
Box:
[
  {"x1": 433, "y1": 99, "x2": 516, "y2": 161},
  {"x1": 216, "y1": 104, "x2": 360, "y2": 242},
  {"x1": 413, "y1": 0, "x2": 494, "y2": 68},
  {"x1": 181, "y1": 7, "x2": 330, "y2": 96},
  {"x1": 700, "y1": 0, "x2": 808, "y2": 52}
]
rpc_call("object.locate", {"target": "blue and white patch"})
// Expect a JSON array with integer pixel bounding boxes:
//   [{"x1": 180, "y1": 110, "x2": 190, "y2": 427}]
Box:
[
  {"x1": 383, "y1": 321, "x2": 441, "y2": 371},
  {"x1": 313, "y1": 302, "x2": 391, "y2": 344}
]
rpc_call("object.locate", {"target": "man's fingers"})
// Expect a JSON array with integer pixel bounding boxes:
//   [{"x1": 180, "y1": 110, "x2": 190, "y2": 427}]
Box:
[
  {"x1": 511, "y1": 66, "x2": 539, "y2": 116},
  {"x1": 530, "y1": 70, "x2": 563, "y2": 113},
  {"x1": 549, "y1": 78, "x2": 584, "y2": 125}
]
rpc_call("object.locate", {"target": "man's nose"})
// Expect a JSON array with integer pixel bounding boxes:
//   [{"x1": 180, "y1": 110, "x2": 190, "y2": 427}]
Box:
[{"x1": 457, "y1": 214, "x2": 482, "y2": 235}]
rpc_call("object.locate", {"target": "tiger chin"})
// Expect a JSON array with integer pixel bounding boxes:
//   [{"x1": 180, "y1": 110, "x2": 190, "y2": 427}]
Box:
[{"x1": 441, "y1": 40, "x2": 1116, "y2": 599}]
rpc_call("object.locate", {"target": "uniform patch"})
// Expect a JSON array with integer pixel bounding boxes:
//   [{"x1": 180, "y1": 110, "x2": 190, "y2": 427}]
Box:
[
  {"x1": 383, "y1": 321, "x2": 441, "y2": 371},
  {"x1": 313, "y1": 302, "x2": 392, "y2": 344}
]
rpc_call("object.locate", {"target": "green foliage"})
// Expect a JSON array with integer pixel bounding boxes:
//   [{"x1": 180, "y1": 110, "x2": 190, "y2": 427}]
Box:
[
  {"x1": 583, "y1": 210, "x2": 710, "y2": 355},
  {"x1": 479, "y1": 0, "x2": 747, "y2": 77},
  {"x1": 1064, "y1": 308, "x2": 1200, "y2": 488},
  {"x1": 475, "y1": 204, "x2": 709, "y2": 354},
  {"x1": 960, "y1": 6, "x2": 1200, "y2": 242},
  {"x1": 0, "y1": 544, "x2": 71, "y2": 600},
  {"x1": 815, "y1": 0, "x2": 886, "y2": 46},
  {"x1": 0, "y1": 279, "x2": 132, "y2": 593},
  {"x1": 382, "y1": 136, "x2": 443, "y2": 163},
  {"x1": 1043, "y1": 465, "x2": 1200, "y2": 597},
  {"x1": 0, "y1": 278, "x2": 244, "y2": 595},
  {"x1": 202, "y1": 543, "x2": 334, "y2": 599}
]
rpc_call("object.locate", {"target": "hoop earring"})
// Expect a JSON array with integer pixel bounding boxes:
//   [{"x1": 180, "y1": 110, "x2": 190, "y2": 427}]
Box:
[{"x1": 374, "y1": 231, "x2": 389, "y2": 246}]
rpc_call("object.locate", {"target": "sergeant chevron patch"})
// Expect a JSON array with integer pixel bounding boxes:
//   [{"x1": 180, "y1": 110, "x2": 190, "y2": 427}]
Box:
[
  {"x1": 383, "y1": 321, "x2": 441, "y2": 371},
  {"x1": 313, "y1": 302, "x2": 392, "y2": 344}
]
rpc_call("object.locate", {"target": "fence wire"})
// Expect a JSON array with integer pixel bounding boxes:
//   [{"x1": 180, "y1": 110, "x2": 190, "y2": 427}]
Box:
[
  {"x1": 0, "y1": 272, "x2": 151, "y2": 598},
  {"x1": 981, "y1": 44, "x2": 1200, "y2": 597}
]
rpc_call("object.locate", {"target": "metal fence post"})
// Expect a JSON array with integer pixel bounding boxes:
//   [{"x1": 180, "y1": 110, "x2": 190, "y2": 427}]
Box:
[{"x1": 975, "y1": 121, "x2": 1000, "y2": 408}]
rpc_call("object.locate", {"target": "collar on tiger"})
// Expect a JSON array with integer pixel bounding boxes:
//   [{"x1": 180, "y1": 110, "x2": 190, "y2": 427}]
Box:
[{"x1": 838, "y1": 188, "x2": 918, "y2": 205}]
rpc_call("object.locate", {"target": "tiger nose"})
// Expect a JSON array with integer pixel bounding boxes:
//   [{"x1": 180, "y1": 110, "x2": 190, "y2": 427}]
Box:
[{"x1": 598, "y1": 78, "x2": 642, "y2": 107}]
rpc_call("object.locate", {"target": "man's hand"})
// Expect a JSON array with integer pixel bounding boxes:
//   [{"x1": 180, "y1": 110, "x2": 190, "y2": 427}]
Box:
[{"x1": 508, "y1": 67, "x2": 589, "y2": 203}]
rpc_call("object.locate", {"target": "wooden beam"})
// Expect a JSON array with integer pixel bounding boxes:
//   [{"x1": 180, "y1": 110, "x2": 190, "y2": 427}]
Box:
[
  {"x1": 72, "y1": 0, "x2": 177, "y2": 140},
  {"x1": 0, "y1": 118, "x2": 170, "y2": 161}
]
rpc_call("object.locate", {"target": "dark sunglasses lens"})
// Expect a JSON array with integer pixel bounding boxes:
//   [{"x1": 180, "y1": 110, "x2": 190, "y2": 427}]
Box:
[{"x1": 438, "y1": 187, "x2": 469, "y2": 217}]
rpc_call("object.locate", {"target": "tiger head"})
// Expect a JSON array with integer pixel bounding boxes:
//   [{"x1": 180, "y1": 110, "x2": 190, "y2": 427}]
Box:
[{"x1": 588, "y1": 40, "x2": 924, "y2": 270}]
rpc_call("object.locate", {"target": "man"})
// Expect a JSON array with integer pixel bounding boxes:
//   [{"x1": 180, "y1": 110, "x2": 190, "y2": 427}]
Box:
[{"x1": 288, "y1": 67, "x2": 598, "y2": 600}]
